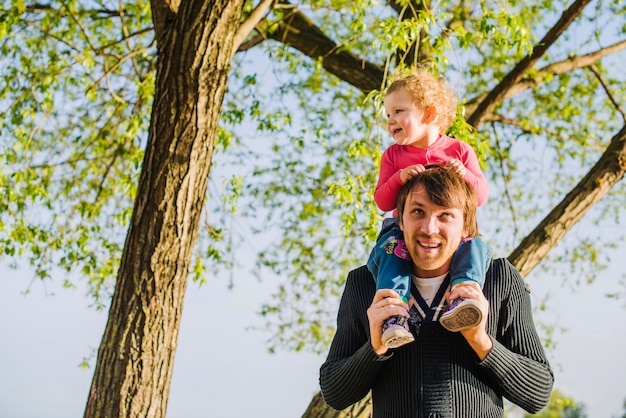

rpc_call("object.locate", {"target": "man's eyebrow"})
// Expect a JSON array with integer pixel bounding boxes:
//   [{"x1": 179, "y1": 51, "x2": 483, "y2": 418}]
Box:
[
  {"x1": 405, "y1": 199, "x2": 424, "y2": 208},
  {"x1": 406, "y1": 195, "x2": 454, "y2": 211}
]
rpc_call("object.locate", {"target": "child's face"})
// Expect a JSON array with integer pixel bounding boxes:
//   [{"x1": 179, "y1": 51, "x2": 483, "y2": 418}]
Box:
[{"x1": 384, "y1": 88, "x2": 436, "y2": 147}]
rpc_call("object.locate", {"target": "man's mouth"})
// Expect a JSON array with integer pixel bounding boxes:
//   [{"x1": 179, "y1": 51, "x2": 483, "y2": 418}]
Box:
[{"x1": 418, "y1": 240, "x2": 441, "y2": 249}]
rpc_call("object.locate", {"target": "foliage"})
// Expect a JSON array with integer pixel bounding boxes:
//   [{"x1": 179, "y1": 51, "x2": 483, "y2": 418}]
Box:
[
  {"x1": 1, "y1": 0, "x2": 625, "y2": 352},
  {"x1": 524, "y1": 389, "x2": 587, "y2": 418},
  {"x1": 226, "y1": 0, "x2": 626, "y2": 352},
  {"x1": 0, "y1": 0, "x2": 155, "y2": 304}
]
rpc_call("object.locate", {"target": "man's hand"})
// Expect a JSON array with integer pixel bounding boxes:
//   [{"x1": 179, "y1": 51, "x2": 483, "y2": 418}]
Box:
[
  {"x1": 445, "y1": 281, "x2": 493, "y2": 360},
  {"x1": 367, "y1": 289, "x2": 410, "y2": 355}
]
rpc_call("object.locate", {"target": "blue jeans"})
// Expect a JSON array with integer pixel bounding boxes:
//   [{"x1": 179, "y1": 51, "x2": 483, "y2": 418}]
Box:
[{"x1": 367, "y1": 219, "x2": 492, "y2": 303}]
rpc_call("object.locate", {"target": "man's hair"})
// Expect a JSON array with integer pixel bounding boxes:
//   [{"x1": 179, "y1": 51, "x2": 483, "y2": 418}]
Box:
[
  {"x1": 385, "y1": 68, "x2": 458, "y2": 132},
  {"x1": 396, "y1": 165, "x2": 479, "y2": 238}
]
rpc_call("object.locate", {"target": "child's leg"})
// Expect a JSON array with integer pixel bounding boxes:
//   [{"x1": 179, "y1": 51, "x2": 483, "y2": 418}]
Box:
[
  {"x1": 366, "y1": 220, "x2": 412, "y2": 303},
  {"x1": 449, "y1": 236, "x2": 493, "y2": 288},
  {"x1": 367, "y1": 219, "x2": 414, "y2": 348},
  {"x1": 440, "y1": 236, "x2": 493, "y2": 333}
]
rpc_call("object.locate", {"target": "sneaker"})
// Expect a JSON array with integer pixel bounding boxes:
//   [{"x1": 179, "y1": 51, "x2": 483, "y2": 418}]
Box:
[
  {"x1": 439, "y1": 298, "x2": 483, "y2": 332},
  {"x1": 381, "y1": 315, "x2": 415, "y2": 348}
]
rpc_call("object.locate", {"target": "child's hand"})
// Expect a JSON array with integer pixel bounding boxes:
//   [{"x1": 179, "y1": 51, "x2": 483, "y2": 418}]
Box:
[
  {"x1": 400, "y1": 164, "x2": 425, "y2": 184},
  {"x1": 446, "y1": 159, "x2": 467, "y2": 177}
]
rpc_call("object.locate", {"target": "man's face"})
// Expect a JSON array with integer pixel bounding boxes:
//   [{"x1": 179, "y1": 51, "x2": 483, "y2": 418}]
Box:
[{"x1": 399, "y1": 184, "x2": 467, "y2": 278}]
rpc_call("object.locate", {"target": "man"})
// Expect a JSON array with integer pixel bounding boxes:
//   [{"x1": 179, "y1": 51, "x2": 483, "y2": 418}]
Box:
[{"x1": 319, "y1": 166, "x2": 553, "y2": 417}]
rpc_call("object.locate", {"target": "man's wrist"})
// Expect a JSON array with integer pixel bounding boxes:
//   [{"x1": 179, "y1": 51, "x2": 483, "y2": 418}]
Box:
[
  {"x1": 463, "y1": 330, "x2": 493, "y2": 360},
  {"x1": 472, "y1": 333, "x2": 493, "y2": 360}
]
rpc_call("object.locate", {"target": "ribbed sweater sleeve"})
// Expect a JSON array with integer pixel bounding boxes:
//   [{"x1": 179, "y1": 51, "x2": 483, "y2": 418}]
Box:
[
  {"x1": 319, "y1": 267, "x2": 391, "y2": 410},
  {"x1": 479, "y1": 260, "x2": 554, "y2": 413}
]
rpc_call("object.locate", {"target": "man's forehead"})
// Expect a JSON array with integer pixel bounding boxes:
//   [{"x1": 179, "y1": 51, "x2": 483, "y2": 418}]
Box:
[
  {"x1": 408, "y1": 187, "x2": 454, "y2": 210},
  {"x1": 408, "y1": 188, "x2": 431, "y2": 204}
]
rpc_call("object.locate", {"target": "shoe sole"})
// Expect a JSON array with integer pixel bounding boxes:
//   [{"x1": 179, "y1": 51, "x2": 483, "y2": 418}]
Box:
[
  {"x1": 382, "y1": 329, "x2": 415, "y2": 349},
  {"x1": 440, "y1": 302, "x2": 483, "y2": 332}
]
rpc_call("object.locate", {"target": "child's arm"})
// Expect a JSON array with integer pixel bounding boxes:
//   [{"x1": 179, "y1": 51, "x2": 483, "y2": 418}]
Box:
[
  {"x1": 373, "y1": 147, "x2": 427, "y2": 212},
  {"x1": 373, "y1": 150, "x2": 403, "y2": 212},
  {"x1": 453, "y1": 145, "x2": 489, "y2": 206}
]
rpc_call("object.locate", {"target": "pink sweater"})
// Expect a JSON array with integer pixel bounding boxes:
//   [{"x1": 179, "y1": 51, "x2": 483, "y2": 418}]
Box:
[{"x1": 374, "y1": 135, "x2": 488, "y2": 212}]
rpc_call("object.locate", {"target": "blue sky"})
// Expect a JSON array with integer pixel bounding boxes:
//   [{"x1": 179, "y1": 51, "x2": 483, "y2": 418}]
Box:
[
  {"x1": 0, "y1": 264, "x2": 323, "y2": 418},
  {"x1": 1, "y1": 248, "x2": 625, "y2": 417}
]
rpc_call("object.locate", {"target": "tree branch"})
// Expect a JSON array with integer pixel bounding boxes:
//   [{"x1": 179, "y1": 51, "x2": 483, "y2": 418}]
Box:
[
  {"x1": 24, "y1": 3, "x2": 122, "y2": 17},
  {"x1": 508, "y1": 124, "x2": 626, "y2": 277},
  {"x1": 150, "y1": 0, "x2": 179, "y2": 43},
  {"x1": 232, "y1": 0, "x2": 275, "y2": 58},
  {"x1": 464, "y1": 39, "x2": 626, "y2": 117},
  {"x1": 262, "y1": 5, "x2": 385, "y2": 92},
  {"x1": 466, "y1": 0, "x2": 592, "y2": 127},
  {"x1": 588, "y1": 64, "x2": 626, "y2": 123},
  {"x1": 237, "y1": 32, "x2": 266, "y2": 51}
]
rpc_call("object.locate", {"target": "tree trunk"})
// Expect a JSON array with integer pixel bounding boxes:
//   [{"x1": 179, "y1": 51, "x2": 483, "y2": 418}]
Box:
[
  {"x1": 83, "y1": 1, "x2": 244, "y2": 417},
  {"x1": 302, "y1": 392, "x2": 371, "y2": 418}
]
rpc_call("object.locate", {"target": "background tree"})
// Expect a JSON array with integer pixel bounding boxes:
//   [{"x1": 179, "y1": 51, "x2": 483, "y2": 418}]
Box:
[
  {"x1": 523, "y1": 389, "x2": 588, "y2": 418},
  {"x1": 0, "y1": 1, "x2": 624, "y2": 417}
]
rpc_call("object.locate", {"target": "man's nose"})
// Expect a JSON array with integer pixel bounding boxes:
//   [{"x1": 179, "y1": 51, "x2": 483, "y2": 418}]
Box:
[{"x1": 420, "y1": 215, "x2": 439, "y2": 234}]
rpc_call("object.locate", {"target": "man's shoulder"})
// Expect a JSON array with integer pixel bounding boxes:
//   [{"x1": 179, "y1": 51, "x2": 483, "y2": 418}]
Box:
[
  {"x1": 341, "y1": 266, "x2": 377, "y2": 307},
  {"x1": 485, "y1": 257, "x2": 530, "y2": 293},
  {"x1": 345, "y1": 266, "x2": 376, "y2": 292},
  {"x1": 347, "y1": 265, "x2": 375, "y2": 283},
  {"x1": 488, "y1": 257, "x2": 511, "y2": 270},
  {"x1": 486, "y1": 257, "x2": 515, "y2": 278}
]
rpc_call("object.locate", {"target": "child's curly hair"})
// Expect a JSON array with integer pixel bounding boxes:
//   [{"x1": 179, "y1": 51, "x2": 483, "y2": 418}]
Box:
[{"x1": 386, "y1": 68, "x2": 458, "y2": 132}]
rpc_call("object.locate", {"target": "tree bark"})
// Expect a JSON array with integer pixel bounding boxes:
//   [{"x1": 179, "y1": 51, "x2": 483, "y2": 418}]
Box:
[
  {"x1": 302, "y1": 392, "x2": 371, "y2": 418},
  {"x1": 262, "y1": 6, "x2": 385, "y2": 93},
  {"x1": 83, "y1": 1, "x2": 245, "y2": 417},
  {"x1": 509, "y1": 125, "x2": 626, "y2": 277}
]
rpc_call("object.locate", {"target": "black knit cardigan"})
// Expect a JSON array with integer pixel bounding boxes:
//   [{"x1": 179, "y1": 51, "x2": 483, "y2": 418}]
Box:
[{"x1": 319, "y1": 258, "x2": 554, "y2": 418}]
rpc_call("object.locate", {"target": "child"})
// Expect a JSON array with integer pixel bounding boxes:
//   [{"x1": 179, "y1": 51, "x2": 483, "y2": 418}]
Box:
[{"x1": 367, "y1": 69, "x2": 492, "y2": 349}]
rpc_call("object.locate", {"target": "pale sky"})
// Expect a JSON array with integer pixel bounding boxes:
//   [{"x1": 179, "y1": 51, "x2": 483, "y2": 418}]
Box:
[{"x1": 1, "y1": 250, "x2": 625, "y2": 417}]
